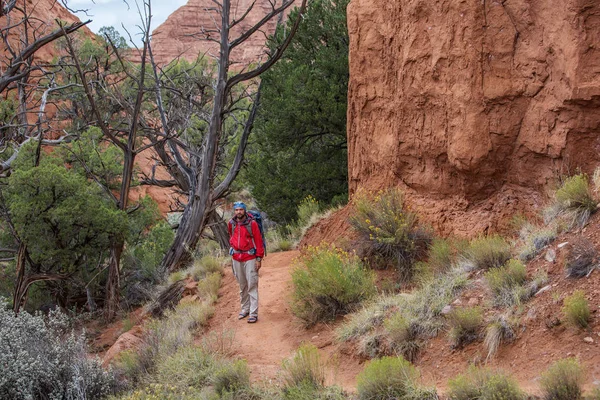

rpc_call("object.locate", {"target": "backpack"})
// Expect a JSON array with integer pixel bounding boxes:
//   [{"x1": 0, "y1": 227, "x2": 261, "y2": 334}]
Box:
[{"x1": 230, "y1": 210, "x2": 267, "y2": 256}]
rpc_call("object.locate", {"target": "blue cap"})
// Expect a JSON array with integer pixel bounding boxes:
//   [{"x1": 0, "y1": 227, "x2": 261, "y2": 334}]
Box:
[{"x1": 233, "y1": 201, "x2": 247, "y2": 211}]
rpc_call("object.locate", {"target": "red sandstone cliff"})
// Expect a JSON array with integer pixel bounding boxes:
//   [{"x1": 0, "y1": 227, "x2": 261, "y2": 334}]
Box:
[
  {"x1": 151, "y1": 0, "x2": 289, "y2": 66},
  {"x1": 346, "y1": 0, "x2": 600, "y2": 235}
]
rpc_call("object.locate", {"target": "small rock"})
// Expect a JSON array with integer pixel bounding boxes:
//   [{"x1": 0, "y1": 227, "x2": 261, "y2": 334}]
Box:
[
  {"x1": 441, "y1": 305, "x2": 452, "y2": 315},
  {"x1": 312, "y1": 335, "x2": 319, "y2": 340},
  {"x1": 535, "y1": 285, "x2": 552, "y2": 297},
  {"x1": 558, "y1": 242, "x2": 569, "y2": 248},
  {"x1": 545, "y1": 248, "x2": 557, "y2": 263},
  {"x1": 452, "y1": 299, "x2": 463, "y2": 306},
  {"x1": 584, "y1": 337, "x2": 594, "y2": 344}
]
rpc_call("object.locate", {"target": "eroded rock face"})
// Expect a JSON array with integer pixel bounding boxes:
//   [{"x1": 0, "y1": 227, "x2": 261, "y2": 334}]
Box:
[
  {"x1": 151, "y1": 0, "x2": 286, "y2": 66},
  {"x1": 347, "y1": 0, "x2": 600, "y2": 235}
]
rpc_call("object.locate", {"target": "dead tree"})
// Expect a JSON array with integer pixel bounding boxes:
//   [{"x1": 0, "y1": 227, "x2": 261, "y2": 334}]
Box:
[{"x1": 150, "y1": 0, "x2": 307, "y2": 273}]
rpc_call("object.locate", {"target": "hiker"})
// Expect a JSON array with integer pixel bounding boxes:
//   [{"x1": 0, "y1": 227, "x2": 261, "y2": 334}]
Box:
[{"x1": 228, "y1": 201, "x2": 264, "y2": 323}]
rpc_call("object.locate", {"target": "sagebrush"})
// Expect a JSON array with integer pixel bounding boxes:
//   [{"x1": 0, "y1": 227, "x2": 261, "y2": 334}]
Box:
[
  {"x1": 0, "y1": 298, "x2": 114, "y2": 400},
  {"x1": 291, "y1": 243, "x2": 376, "y2": 325},
  {"x1": 351, "y1": 188, "x2": 431, "y2": 281}
]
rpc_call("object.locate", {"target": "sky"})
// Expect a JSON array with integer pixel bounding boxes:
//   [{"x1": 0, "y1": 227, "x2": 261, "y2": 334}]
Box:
[{"x1": 69, "y1": 0, "x2": 188, "y2": 46}]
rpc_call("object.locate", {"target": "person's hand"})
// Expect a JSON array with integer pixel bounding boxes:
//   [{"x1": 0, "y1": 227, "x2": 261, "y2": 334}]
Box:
[{"x1": 255, "y1": 261, "x2": 262, "y2": 272}]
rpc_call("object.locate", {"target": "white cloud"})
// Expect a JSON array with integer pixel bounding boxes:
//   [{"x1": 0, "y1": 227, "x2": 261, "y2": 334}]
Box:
[{"x1": 70, "y1": 0, "x2": 188, "y2": 45}]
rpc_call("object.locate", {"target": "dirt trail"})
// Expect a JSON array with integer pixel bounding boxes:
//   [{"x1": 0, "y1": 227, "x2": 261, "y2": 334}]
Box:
[{"x1": 205, "y1": 250, "x2": 363, "y2": 389}]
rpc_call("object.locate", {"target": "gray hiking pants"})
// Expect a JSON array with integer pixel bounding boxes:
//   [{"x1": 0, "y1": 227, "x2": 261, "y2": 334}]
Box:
[{"x1": 232, "y1": 258, "x2": 259, "y2": 317}]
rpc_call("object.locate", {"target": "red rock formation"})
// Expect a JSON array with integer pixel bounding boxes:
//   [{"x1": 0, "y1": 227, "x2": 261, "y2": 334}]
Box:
[
  {"x1": 346, "y1": 0, "x2": 600, "y2": 236},
  {"x1": 151, "y1": 0, "x2": 288, "y2": 66},
  {"x1": 0, "y1": 0, "x2": 92, "y2": 64}
]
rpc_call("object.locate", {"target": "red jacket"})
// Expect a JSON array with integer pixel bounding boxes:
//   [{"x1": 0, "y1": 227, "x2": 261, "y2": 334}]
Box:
[{"x1": 228, "y1": 215, "x2": 265, "y2": 262}]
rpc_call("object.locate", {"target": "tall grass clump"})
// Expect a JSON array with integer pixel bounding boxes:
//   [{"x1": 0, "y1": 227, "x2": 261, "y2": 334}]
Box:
[
  {"x1": 351, "y1": 188, "x2": 431, "y2": 282},
  {"x1": 462, "y1": 235, "x2": 511, "y2": 271},
  {"x1": 291, "y1": 243, "x2": 376, "y2": 325},
  {"x1": 447, "y1": 307, "x2": 483, "y2": 348},
  {"x1": 485, "y1": 259, "x2": 528, "y2": 307},
  {"x1": 281, "y1": 343, "x2": 325, "y2": 391},
  {"x1": 540, "y1": 358, "x2": 584, "y2": 400},
  {"x1": 565, "y1": 237, "x2": 598, "y2": 278},
  {"x1": 484, "y1": 314, "x2": 517, "y2": 360},
  {"x1": 562, "y1": 290, "x2": 591, "y2": 328},
  {"x1": 383, "y1": 313, "x2": 422, "y2": 361},
  {"x1": 356, "y1": 356, "x2": 437, "y2": 400},
  {"x1": 546, "y1": 174, "x2": 597, "y2": 229},
  {"x1": 447, "y1": 366, "x2": 525, "y2": 400},
  {"x1": 211, "y1": 359, "x2": 251, "y2": 396},
  {"x1": 0, "y1": 298, "x2": 114, "y2": 399}
]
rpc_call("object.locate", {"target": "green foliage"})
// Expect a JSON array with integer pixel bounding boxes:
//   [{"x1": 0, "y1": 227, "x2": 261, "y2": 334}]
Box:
[
  {"x1": 540, "y1": 358, "x2": 584, "y2": 400},
  {"x1": 291, "y1": 243, "x2": 376, "y2": 325},
  {"x1": 484, "y1": 259, "x2": 528, "y2": 307},
  {"x1": 447, "y1": 366, "x2": 525, "y2": 400},
  {"x1": 154, "y1": 346, "x2": 215, "y2": 390},
  {"x1": 6, "y1": 157, "x2": 127, "y2": 273},
  {"x1": 351, "y1": 188, "x2": 431, "y2": 281},
  {"x1": 463, "y1": 235, "x2": 512, "y2": 271},
  {"x1": 98, "y1": 26, "x2": 129, "y2": 49},
  {"x1": 383, "y1": 313, "x2": 421, "y2": 361},
  {"x1": 245, "y1": 0, "x2": 349, "y2": 223},
  {"x1": 553, "y1": 174, "x2": 597, "y2": 228},
  {"x1": 58, "y1": 126, "x2": 123, "y2": 189},
  {"x1": 211, "y1": 360, "x2": 250, "y2": 396},
  {"x1": 562, "y1": 290, "x2": 590, "y2": 328},
  {"x1": 448, "y1": 307, "x2": 483, "y2": 348},
  {"x1": 281, "y1": 343, "x2": 325, "y2": 390},
  {"x1": 297, "y1": 195, "x2": 321, "y2": 227},
  {"x1": 356, "y1": 356, "x2": 437, "y2": 400},
  {"x1": 0, "y1": 298, "x2": 114, "y2": 399}
]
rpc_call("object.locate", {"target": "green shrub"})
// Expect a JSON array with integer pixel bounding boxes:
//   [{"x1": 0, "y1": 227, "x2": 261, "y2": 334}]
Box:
[
  {"x1": 282, "y1": 383, "x2": 347, "y2": 400},
  {"x1": 281, "y1": 343, "x2": 325, "y2": 390},
  {"x1": 356, "y1": 356, "x2": 437, "y2": 400},
  {"x1": 553, "y1": 174, "x2": 597, "y2": 228},
  {"x1": 291, "y1": 243, "x2": 376, "y2": 325},
  {"x1": 448, "y1": 307, "x2": 483, "y2": 348},
  {"x1": 540, "y1": 358, "x2": 584, "y2": 400},
  {"x1": 484, "y1": 315, "x2": 516, "y2": 360},
  {"x1": 118, "y1": 383, "x2": 203, "y2": 399},
  {"x1": 211, "y1": 359, "x2": 250, "y2": 396},
  {"x1": 351, "y1": 188, "x2": 431, "y2": 281},
  {"x1": 463, "y1": 235, "x2": 511, "y2": 271},
  {"x1": 565, "y1": 237, "x2": 598, "y2": 278},
  {"x1": 383, "y1": 314, "x2": 421, "y2": 361},
  {"x1": 154, "y1": 346, "x2": 216, "y2": 389},
  {"x1": 447, "y1": 366, "x2": 524, "y2": 400},
  {"x1": 297, "y1": 195, "x2": 321, "y2": 227},
  {"x1": 485, "y1": 259, "x2": 528, "y2": 307},
  {"x1": 266, "y1": 229, "x2": 295, "y2": 253},
  {"x1": 562, "y1": 290, "x2": 590, "y2": 328},
  {"x1": 0, "y1": 298, "x2": 114, "y2": 399}
]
